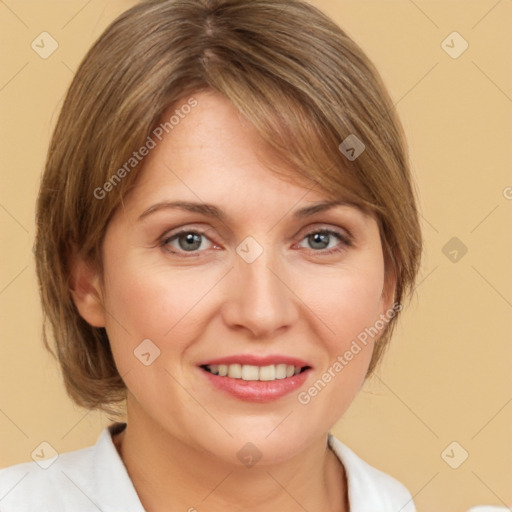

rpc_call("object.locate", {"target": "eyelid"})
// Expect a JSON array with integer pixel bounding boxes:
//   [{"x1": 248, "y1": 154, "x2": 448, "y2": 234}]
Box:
[
  {"x1": 160, "y1": 226, "x2": 217, "y2": 254},
  {"x1": 161, "y1": 225, "x2": 213, "y2": 241},
  {"x1": 294, "y1": 226, "x2": 353, "y2": 256},
  {"x1": 298, "y1": 223, "x2": 354, "y2": 244},
  {"x1": 159, "y1": 222, "x2": 354, "y2": 256}
]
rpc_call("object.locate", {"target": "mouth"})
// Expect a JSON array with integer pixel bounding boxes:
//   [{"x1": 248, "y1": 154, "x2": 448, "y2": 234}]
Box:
[
  {"x1": 200, "y1": 363, "x2": 310, "y2": 381},
  {"x1": 197, "y1": 356, "x2": 313, "y2": 402}
]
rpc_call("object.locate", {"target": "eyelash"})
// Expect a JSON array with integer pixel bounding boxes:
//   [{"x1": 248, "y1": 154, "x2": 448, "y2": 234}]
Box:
[{"x1": 160, "y1": 227, "x2": 353, "y2": 257}]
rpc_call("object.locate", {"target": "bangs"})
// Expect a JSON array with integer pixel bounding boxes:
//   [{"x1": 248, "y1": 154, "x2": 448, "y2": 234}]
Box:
[{"x1": 204, "y1": 61, "x2": 383, "y2": 219}]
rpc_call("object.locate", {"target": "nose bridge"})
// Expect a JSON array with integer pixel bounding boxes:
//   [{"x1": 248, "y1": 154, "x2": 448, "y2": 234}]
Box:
[
  {"x1": 242, "y1": 251, "x2": 282, "y2": 303},
  {"x1": 222, "y1": 241, "x2": 298, "y2": 337}
]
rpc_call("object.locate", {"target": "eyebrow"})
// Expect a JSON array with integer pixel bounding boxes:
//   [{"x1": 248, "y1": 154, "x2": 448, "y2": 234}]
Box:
[{"x1": 138, "y1": 199, "x2": 357, "y2": 222}]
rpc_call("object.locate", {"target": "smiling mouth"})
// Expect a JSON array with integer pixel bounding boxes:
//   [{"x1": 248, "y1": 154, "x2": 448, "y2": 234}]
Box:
[{"x1": 201, "y1": 364, "x2": 311, "y2": 382}]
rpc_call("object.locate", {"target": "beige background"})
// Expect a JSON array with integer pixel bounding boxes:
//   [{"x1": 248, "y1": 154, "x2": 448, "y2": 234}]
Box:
[{"x1": 1, "y1": 1, "x2": 511, "y2": 511}]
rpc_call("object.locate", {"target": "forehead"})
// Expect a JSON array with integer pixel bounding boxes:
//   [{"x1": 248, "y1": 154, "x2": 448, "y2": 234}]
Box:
[
  {"x1": 110, "y1": 89, "x2": 374, "y2": 235},
  {"x1": 143, "y1": 92, "x2": 297, "y2": 175},
  {"x1": 124, "y1": 91, "x2": 339, "y2": 209}
]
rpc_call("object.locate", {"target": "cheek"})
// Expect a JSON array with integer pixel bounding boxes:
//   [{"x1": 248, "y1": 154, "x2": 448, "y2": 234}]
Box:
[
  {"x1": 103, "y1": 269, "x2": 186, "y2": 342},
  {"x1": 294, "y1": 266, "x2": 385, "y2": 424},
  {"x1": 302, "y1": 258, "x2": 386, "y2": 350},
  {"x1": 100, "y1": 254, "x2": 210, "y2": 413},
  {"x1": 335, "y1": 275, "x2": 384, "y2": 343},
  {"x1": 102, "y1": 239, "x2": 385, "y2": 356},
  {"x1": 101, "y1": 251, "x2": 222, "y2": 364}
]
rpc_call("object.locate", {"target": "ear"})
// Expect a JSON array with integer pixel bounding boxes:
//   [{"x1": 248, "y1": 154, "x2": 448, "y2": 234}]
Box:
[{"x1": 69, "y1": 251, "x2": 106, "y2": 328}]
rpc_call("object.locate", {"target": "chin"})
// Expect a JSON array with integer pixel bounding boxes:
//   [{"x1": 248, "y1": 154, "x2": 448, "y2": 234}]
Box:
[{"x1": 198, "y1": 419, "x2": 320, "y2": 467}]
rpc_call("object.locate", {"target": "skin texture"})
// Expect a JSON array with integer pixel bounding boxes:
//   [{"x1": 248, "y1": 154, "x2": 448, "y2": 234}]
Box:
[{"x1": 71, "y1": 90, "x2": 396, "y2": 512}]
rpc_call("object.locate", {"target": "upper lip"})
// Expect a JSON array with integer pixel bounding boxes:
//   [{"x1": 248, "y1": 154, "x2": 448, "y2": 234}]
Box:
[{"x1": 197, "y1": 354, "x2": 312, "y2": 368}]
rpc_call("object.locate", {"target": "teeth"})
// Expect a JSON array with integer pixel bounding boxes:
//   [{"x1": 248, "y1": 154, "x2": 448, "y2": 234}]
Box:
[
  {"x1": 228, "y1": 363, "x2": 242, "y2": 379},
  {"x1": 205, "y1": 363, "x2": 304, "y2": 381},
  {"x1": 276, "y1": 364, "x2": 287, "y2": 379},
  {"x1": 241, "y1": 365, "x2": 259, "y2": 381},
  {"x1": 259, "y1": 365, "x2": 275, "y2": 381}
]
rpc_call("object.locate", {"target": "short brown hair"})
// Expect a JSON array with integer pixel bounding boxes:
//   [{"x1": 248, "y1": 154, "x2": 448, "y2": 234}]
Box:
[{"x1": 35, "y1": 0, "x2": 422, "y2": 414}]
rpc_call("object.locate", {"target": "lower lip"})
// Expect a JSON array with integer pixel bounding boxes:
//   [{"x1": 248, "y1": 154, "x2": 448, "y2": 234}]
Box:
[{"x1": 199, "y1": 367, "x2": 311, "y2": 403}]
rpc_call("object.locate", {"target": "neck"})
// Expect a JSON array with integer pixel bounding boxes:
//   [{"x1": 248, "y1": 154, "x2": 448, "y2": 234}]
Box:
[{"x1": 114, "y1": 402, "x2": 348, "y2": 512}]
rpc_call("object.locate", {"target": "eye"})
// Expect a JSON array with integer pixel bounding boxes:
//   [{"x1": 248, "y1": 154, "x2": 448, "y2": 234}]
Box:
[
  {"x1": 159, "y1": 227, "x2": 352, "y2": 257},
  {"x1": 161, "y1": 229, "x2": 215, "y2": 254},
  {"x1": 297, "y1": 228, "x2": 352, "y2": 254}
]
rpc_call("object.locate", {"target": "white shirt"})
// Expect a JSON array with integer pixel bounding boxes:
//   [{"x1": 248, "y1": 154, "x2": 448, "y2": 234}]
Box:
[{"x1": 0, "y1": 422, "x2": 416, "y2": 511}]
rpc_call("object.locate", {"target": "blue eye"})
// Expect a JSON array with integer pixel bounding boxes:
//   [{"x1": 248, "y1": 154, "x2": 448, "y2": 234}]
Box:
[
  {"x1": 163, "y1": 230, "x2": 213, "y2": 253},
  {"x1": 299, "y1": 229, "x2": 351, "y2": 254},
  {"x1": 160, "y1": 227, "x2": 351, "y2": 257}
]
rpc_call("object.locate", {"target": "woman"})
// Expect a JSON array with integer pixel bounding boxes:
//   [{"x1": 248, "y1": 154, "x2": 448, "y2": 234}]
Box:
[{"x1": 0, "y1": 0, "x2": 422, "y2": 510}]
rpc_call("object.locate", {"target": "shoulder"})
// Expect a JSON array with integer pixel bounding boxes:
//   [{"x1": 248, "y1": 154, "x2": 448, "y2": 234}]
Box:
[
  {"x1": 0, "y1": 442, "x2": 97, "y2": 512},
  {"x1": 0, "y1": 423, "x2": 143, "y2": 512},
  {"x1": 328, "y1": 434, "x2": 416, "y2": 512}
]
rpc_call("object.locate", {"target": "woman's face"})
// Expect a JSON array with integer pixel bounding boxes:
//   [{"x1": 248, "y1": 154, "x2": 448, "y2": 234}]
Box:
[{"x1": 96, "y1": 90, "x2": 394, "y2": 465}]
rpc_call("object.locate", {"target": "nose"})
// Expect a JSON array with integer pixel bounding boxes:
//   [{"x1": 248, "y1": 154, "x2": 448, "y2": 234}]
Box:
[{"x1": 220, "y1": 249, "x2": 299, "y2": 340}]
